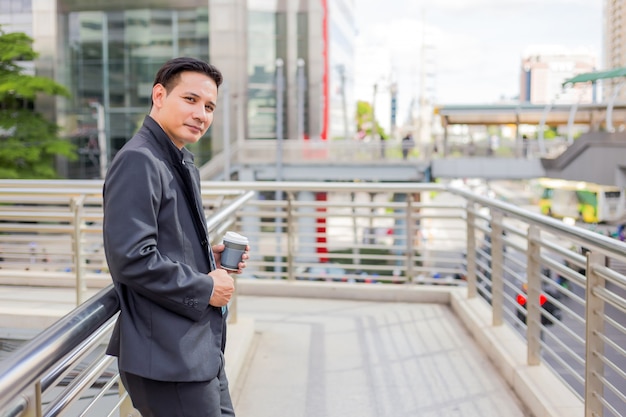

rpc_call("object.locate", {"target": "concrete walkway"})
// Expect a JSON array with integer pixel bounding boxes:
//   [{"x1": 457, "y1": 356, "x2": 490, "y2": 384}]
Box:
[
  {"x1": 1, "y1": 282, "x2": 582, "y2": 417},
  {"x1": 231, "y1": 295, "x2": 532, "y2": 417}
]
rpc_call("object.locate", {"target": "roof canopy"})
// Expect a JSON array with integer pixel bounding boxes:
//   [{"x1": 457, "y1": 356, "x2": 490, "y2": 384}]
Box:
[
  {"x1": 563, "y1": 67, "x2": 626, "y2": 86},
  {"x1": 435, "y1": 103, "x2": 626, "y2": 126}
]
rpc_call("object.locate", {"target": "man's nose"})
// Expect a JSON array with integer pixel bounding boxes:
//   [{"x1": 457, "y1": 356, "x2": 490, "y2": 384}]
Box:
[{"x1": 193, "y1": 105, "x2": 209, "y2": 122}]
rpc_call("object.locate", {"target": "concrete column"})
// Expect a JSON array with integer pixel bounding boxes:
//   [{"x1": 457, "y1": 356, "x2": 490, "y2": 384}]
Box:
[
  {"x1": 296, "y1": 191, "x2": 318, "y2": 263},
  {"x1": 285, "y1": 0, "x2": 299, "y2": 141},
  {"x1": 306, "y1": 0, "x2": 324, "y2": 141},
  {"x1": 32, "y1": 0, "x2": 59, "y2": 123},
  {"x1": 209, "y1": 0, "x2": 248, "y2": 154}
]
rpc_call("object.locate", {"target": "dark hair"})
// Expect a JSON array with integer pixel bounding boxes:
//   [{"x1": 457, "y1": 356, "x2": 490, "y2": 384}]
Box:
[{"x1": 151, "y1": 57, "x2": 223, "y2": 105}]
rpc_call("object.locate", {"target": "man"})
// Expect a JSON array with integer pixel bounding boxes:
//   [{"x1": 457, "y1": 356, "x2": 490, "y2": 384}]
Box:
[
  {"x1": 401, "y1": 133, "x2": 414, "y2": 160},
  {"x1": 103, "y1": 57, "x2": 248, "y2": 417}
]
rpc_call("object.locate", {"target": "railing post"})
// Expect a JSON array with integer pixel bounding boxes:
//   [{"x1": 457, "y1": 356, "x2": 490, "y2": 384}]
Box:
[
  {"x1": 465, "y1": 202, "x2": 477, "y2": 298},
  {"x1": 490, "y1": 211, "x2": 505, "y2": 326},
  {"x1": 526, "y1": 224, "x2": 541, "y2": 365},
  {"x1": 585, "y1": 250, "x2": 605, "y2": 417},
  {"x1": 406, "y1": 193, "x2": 415, "y2": 283},
  {"x1": 351, "y1": 192, "x2": 361, "y2": 269},
  {"x1": 286, "y1": 192, "x2": 295, "y2": 281},
  {"x1": 71, "y1": 195, "x2": 86, "y2": 306}
]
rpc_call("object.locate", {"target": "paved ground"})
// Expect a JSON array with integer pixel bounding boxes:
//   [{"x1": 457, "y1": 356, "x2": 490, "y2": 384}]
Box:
[{"x1": 231, "y1": 295, "x2": 533, "y2": 417}]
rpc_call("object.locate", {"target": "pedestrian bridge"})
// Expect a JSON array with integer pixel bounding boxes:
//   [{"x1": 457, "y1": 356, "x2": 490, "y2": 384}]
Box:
[
  {"x1": 202, "y1": 131, "x2": 626, "y2": 188},
  {"x1": 0, "y1": 180, "x2": 624, "y2": 417}
]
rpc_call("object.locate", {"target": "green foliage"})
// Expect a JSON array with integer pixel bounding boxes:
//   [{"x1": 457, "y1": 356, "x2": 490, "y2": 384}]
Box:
[
  {"x1": 0, "y1": 110, "x2": 74, "y2": 178},
  {"x1": 355, "y1": 100, "x2": 372, "y2": 132},
  {"x1": 0, "y1": 27, "x2": 75, "y2": 178},
  {"x1": 543, "y1": 127, "x2": 557, "y2": 140},
  {"x1": 355, "y1": 100, "x2": 387, "y2": 139}
]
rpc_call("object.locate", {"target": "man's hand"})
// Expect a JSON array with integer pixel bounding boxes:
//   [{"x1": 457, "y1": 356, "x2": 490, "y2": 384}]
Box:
[
  {"x1": 212, "y1": 243, "x2": 250, "y2": 274},
  {"x1": 208, "y1": 269, "x2": 235, "y2": 307}
]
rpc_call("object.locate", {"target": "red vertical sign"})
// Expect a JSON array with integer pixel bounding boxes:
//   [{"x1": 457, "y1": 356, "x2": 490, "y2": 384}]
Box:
[
  {"x1": 316, "y1": 192, "x2": 328, "y2": 262},
  {"x1": 321, "y1": 0, "x2": 329, "y2": 141}
]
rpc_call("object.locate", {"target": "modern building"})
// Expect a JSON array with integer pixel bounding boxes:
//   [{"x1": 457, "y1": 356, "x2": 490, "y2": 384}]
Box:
[
  {"x1": 0, "y1": 0, "x2": 356, "y2": 178},
  {"x1": 604, "y1": 0, "x2": 626, "y2": 101},
  {"x1": 519, "y1": 46, "x2": 597, "y2": 105}
]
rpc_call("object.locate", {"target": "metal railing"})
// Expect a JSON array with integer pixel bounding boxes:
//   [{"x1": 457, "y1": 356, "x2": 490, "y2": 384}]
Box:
[
  {"x1": 0, "y1": 180, "x2": 625, "y2": 416},
  {"x1": 0, "y1": 184, "x2": 253, "y2": 417}
]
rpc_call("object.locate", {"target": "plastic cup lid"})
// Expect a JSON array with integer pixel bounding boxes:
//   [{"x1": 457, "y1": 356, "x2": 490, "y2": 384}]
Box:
[{"x1": 223, "y1": 231, "x2": 248, "y2": 245}]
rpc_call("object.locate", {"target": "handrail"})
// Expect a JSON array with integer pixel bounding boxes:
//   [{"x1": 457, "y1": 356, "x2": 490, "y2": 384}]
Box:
[
  {"x1": 205, "y1": 190, "x2": 255, "y2": 232},
  {"x1": 0, "y1": 286, "x2": 118, "y2": 406},
  {"x1": 0, "y1": 186, "x2": 255, "y2": 417},
  {"x1": 449, "y1": 185, "x2": 626, "y2": 257}
]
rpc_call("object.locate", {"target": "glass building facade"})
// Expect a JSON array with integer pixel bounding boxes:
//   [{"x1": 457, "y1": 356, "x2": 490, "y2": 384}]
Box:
[
  {"x1": 247, "y1": 9, "x2": 286, "y2": 140},
  {"x1": 246, "y1": 2, "x2": 312, "y2": 141},
  {"x1": 1, "y1": 0, "x2": 356, "y2": 178},
  {"x1": 249, "y1": 0, "x2": 362, "y2": 142},
  {"x1": 0, "y1": 0, "x2": 35, "y2": 76},
  {"x1": 61, "y1": 4, "x2": 213, "y2": 174},
  {"x1": 328, "y1": 0, "x2": 355, "y2": 140}
]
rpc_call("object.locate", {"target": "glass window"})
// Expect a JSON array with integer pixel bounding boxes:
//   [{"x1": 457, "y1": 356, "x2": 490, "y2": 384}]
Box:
[
  {"x1": 247, "y1": 10, "x2": 289, "y2": 140},
  {"x1": 0, "y1": 0, "x2": 10, "y2": 12},
  {"x1": 17, "y1": 0, "x2": 32, "y2": 12},
  {"x1": 63, "y1": 6, "x2": 213, "y2": 176}
]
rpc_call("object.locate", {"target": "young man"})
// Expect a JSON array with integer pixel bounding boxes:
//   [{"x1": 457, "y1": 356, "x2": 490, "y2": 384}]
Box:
[{"x1": 103, "y1": 57, "x2": 248, "y2": 417}]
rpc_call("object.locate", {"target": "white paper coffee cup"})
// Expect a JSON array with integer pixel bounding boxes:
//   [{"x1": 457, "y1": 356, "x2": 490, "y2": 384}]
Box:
[{"x1": 221, "y1": 231, "x2": 248, "y2": 271}]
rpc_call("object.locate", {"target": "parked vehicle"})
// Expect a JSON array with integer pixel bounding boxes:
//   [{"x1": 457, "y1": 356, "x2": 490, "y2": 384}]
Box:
[
  {"x1": 537, "y1": 178, "x2": 625, "y2": 223},
  {"x1": 515, "y1": 281, "x2": 562, "y2": 326},
  {"x1": 296, "y1": 264, "x2": 347, "y2": 282}
]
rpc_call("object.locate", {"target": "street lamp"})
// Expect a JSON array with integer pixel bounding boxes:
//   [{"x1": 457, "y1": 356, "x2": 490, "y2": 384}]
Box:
[{"x1": 297, "y1": 58, "x2": 306, "y2": 141}]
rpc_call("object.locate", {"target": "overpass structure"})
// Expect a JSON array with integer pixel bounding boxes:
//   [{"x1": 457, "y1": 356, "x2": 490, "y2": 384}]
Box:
[{"x1": 200, "y1": 129, "x2": 626, "y2": 186}]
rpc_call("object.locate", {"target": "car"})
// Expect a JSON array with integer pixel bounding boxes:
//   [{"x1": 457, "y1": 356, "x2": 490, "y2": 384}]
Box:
[
  {"x1": 296, "y1": 264, "x2": 347, "y2": 282},
  {"x1": 515, "y1": 281, "x2": 562, "y2": 326}
]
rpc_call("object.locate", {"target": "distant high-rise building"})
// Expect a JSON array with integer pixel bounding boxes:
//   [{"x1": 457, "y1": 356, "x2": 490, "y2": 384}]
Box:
[
  {"x1": 604, "y1": 0, "x2": 626, "y2": 101},
  {"x1": 519, "y1": 46, "x2": 596, "y2": 105},
  {"x1": 1, "y1": 0, "x2": 356, "y2": 178}
]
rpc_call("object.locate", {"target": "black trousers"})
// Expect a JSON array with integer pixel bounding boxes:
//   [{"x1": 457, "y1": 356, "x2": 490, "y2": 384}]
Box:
[{"x1": 119, "y1": 361, "x2": 235, "y2": 417}]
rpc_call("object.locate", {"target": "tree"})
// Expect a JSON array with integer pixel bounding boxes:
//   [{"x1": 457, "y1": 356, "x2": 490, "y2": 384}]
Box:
[
  {"x1": 355, "y1": 100, "x2": 387, "y2": 140},
  {"x1": 0, "y1": 28, "x2": 75, "y2": 178}
]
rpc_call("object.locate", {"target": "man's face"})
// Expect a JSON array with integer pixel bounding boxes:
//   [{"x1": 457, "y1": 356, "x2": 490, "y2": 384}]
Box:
[{"x1": 150, "y1": 71, "x2": 218, "y2": 149}]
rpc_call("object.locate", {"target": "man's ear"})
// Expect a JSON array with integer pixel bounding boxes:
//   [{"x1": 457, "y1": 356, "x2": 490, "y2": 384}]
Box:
[{"x1": 152, "y1": 83, "x2": 166, "y2": 108}]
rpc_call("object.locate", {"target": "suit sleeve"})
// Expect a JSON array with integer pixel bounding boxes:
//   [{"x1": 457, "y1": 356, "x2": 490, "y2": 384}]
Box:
[{"x1": 103, "y1": 148, "x2": 214, "y2": 321}]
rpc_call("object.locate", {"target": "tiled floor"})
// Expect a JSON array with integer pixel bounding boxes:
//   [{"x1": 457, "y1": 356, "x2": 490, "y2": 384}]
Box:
[{"x1": 232, "y1": 296, "x2": 533, "y2": 417}]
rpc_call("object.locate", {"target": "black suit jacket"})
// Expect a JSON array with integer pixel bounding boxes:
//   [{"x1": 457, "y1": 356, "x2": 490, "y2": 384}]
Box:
[{"x1": 103, "y1": 116, "x2": 225, "y2": 382}]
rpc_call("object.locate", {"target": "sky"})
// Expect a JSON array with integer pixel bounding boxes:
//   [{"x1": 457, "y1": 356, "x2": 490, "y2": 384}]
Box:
[{"x1": 353, "y1": 0, "x2": 603, "y2": 126}]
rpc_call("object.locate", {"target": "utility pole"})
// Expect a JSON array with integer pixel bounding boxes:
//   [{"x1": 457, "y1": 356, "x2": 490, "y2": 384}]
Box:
[
  {"x1": 416, "y1": 9, "x2": 434, "y2": 158},
  {"x1": 390, "y1": 82, "x2": 398, "y2": 139},
  {"x1": 371, "y1": 82, "x2": 378, "y2": 141},
  {"x1": 297, "y1": 58, "x2": 306, "y2": 141},
  {"x1": 337, "y1": 64, "x2": 349, "y2": 140}
]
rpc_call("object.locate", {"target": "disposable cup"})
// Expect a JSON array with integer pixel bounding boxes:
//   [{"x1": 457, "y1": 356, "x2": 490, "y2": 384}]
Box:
[{"x1": 221, "y1": 231, "x2": 248, "y2": 271}]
